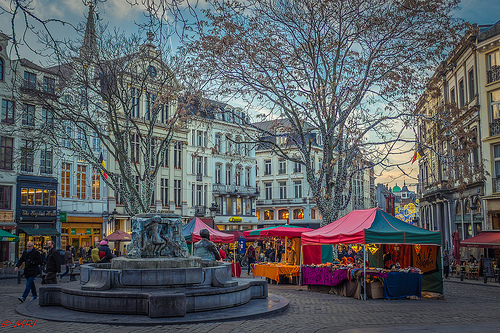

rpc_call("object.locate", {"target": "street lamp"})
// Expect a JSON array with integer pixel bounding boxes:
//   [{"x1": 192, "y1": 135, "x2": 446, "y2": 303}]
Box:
[
  {"x1": 111, "y1": 208, "x2": 118, "y2": 231},
  {"x1": 209, "y1": 203, "x2": 218, "y2": 229}
]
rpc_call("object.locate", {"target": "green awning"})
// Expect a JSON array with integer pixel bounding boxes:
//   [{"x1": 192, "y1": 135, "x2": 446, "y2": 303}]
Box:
[
  {"x1": 20, "y1": 228, "x2": 60, "y2": 236},
  {"x1": 0, "y1": 229, "x2": 19, "y2": 242}
]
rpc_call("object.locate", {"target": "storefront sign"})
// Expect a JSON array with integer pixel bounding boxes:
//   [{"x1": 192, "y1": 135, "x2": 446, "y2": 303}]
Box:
[
  {"x1": 60, "y1": 212, "x2": 67, "y2": 223},
  {"x1": 238, "y1": 238, "x2": 246, "y2": 254},
  {"x1": 21, "y1": 209, "x2": 57, "y2": 218},
  {"x1": 0, "y1": 211, "x2": 14, "y2": 223},
  {"x1": 86, "y1": 228, "x2": 91, "y2": 234},
  {"x1": 71, "y1": 228, "x2": 76, "y2": 235}
]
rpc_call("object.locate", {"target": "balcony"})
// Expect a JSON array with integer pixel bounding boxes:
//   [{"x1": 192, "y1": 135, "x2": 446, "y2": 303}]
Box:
[
  {"x1": 487, "y1": 65, "x2": 500, "y2": 84},
  {"x1": 489, "y1": 119, "x2": 500, "y2": 137},
  {"x1": 278, "y1": 169, "x2": 286, "y2": 174},
  {"x1": 293, "y1": 168, "x2": 302, "y2": 173},
  {"x1": 213, "y1": 184, "x2": 259, "y2": 196},
  {"x1": 196, "y1": 173, "x2": 203, "y2": 181},
  {"x1": 194, "y1": 206, "x2": 206, "y2": 217}
]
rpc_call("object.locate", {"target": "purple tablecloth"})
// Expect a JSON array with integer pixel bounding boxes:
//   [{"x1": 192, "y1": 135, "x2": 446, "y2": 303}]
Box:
[{"x1": 301, "y1": 267, "x2": 349, "y2": 286}]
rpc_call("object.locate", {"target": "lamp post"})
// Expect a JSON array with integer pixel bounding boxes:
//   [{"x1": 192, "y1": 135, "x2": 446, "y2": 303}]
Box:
[
  {"x1": 111, "y1": 208, "x2": 118, "y2": 231},
  {"x1": 209, "y1": 203, "x2": 218, "y2": 229}
]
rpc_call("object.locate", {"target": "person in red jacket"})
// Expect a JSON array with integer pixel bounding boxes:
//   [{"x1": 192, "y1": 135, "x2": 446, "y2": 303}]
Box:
[
  {"x1": 244, "y1": 245, "x2": 256, "y2": 275},
  {"x1": 219, "y1": 245, "x2": 227, "y2": 260}
]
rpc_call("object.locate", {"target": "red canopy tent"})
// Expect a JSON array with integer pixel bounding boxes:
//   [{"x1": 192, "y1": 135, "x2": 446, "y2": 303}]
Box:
[
  {"x1": 183, "y1": 217, "x2": 235, "y2": 243},
  {"x1": 460, "y1": 231, "x2": 500, "y2": 249},
  {"x1": 105, "y1": 230, "x2": 131, "y2": 242},
  {"x1": 223, "y1": 230, "x2": 259, "y2": 241}
]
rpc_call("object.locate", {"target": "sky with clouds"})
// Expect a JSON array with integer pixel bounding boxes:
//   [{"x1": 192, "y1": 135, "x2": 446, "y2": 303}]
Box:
[{"x1": 1, "y1": 0, "x2": 499, "y2": 191}]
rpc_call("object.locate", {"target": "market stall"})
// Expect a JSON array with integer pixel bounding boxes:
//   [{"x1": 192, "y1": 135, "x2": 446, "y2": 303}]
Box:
[
  {"x1": 301, "y1": 208, "x2": 442, "y2": 300},
  {"x1": 244, "y1": 225, "x2": 312, "y2": 283}
]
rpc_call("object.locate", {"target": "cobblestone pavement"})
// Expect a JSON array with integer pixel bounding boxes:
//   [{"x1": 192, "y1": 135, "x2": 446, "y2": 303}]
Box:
[{"x1": 1, "y1": 277, "x2": 499, "y2": 333}]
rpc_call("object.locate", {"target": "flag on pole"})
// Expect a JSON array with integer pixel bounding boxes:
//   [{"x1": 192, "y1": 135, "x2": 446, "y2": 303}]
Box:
[
  {"x1": 411, "y1": 144, "x2": 424, "y2": 164},
  {"x1": 99, "y1": 152, "x2": 108, "y2": 179}
]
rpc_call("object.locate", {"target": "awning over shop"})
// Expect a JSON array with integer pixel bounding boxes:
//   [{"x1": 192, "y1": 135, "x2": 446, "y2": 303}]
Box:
[
  {"x1": 20, "y1": 228, "x2": 61, "y2": 236},
  {"x1": 460, "y1": 231, "x2": 500, "y2": 249},
  {"x1": 0, "y1": 229, "x2": 19, "y2": 242}
]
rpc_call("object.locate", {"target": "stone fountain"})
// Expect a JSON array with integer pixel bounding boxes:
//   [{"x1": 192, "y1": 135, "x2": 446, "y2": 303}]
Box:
[{"x1": 32, "y1": 214, "x2": 278, "y2": 320}]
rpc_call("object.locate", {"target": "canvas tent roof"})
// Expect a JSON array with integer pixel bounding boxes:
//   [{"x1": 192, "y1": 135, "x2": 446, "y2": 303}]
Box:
[
  {"x1": 182, "y1": 217, "x2": 235, "y2": 243},
  {"x1": 301, "y1": 208, "x2": 441, "y2": 245},
  {"x1": 460, "y1": 231, "x2": 500, "y2": 249}
]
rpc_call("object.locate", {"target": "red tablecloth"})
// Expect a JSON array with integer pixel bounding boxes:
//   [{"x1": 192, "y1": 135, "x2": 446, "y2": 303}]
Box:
[{"x1": 231, "y1": 262, "x2": 241, "y2": 277}]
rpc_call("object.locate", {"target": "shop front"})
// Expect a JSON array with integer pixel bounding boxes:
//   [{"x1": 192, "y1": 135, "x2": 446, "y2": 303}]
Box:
[
  {"x1": 0, "y1": 210, "x2": 16, "y2": 262},
  {"x1": 16, "y1": 175, "x2": 59, "y2": 255},
  {"x1": 60, "y1": 213, "x2": 103, "y2": 251}
]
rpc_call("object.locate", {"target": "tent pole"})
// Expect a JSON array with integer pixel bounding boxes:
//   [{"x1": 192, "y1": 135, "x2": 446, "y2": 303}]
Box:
[
  {"x1": 297, "y1": 244, "x2": 303, "y2": 291},
  {"x1": 285, "y1": 236, "x2": 288, "y2": 264},
  {"x1": 363, "y1": 243, "x2": 367, "y2": 301}
]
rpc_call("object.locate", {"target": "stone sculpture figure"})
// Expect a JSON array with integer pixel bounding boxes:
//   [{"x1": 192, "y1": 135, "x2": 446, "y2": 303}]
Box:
[
  {"x1": 194, "y1": 229, "x2": 221, "y2": 261},
  {"x1": 127, "y1": 214, "x2": 189, "y2": 258}
]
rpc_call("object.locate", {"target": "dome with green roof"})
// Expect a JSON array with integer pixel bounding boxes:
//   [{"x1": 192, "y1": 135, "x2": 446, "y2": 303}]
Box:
[{"x1": 392, "y1": 184, "x2": 401, "y2": 193}]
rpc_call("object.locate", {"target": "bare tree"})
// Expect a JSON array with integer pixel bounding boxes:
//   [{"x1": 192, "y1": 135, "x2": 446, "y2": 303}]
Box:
[{"x1": 23, "y1": 5, "x2": 188, "y2": 216}]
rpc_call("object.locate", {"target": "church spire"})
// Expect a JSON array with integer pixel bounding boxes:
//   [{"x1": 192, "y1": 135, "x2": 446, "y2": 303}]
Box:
[{"x1": 80, "y1": 1, "x2": 98, "y2": 62}]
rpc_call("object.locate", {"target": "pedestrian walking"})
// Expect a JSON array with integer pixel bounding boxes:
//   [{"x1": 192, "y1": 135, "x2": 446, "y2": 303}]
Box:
[
  {"x1": 15, "y1": 242, "x2": 42, "y2": 303},
  {"x1": 59, "y1": 245, "x2": 74, "y2": 280},
  {"x1": 42, "y1": 240, "x2": 61, "y2": 284},
  {"x1": 244, "y1": 245, "x2": 256, "y2": 275},
  {"x1": 443, "y1": 250, "x2": 450, "y2": 279}
]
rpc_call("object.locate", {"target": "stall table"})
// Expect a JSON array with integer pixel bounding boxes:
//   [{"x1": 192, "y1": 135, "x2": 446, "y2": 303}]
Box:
[
  {"x1": 231, "y1": 262, "x2": 241, "y2": 277},
  {"x1": 383, "y1": 272, "x2": 422, "y2": 299},
  {"x1": 253, "y1": 264, "x2": 300, "y2": 283}
]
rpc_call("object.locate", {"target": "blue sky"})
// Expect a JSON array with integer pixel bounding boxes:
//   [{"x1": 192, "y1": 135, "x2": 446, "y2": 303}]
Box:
[{"x1": 1, "y1": 0, "x2": 499, "y2": 189}]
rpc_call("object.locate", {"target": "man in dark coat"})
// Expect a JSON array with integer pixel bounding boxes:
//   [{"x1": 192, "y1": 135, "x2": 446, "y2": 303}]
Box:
[
  {"x1": 15, "y1": 242, "x2": 42, "y2": 302},
  {"x1": 194, "y1": 229, "x2": 221, "y2": 261},
  {"x1": 43, "y1": 240, "x2": 61, "y2": 284}
]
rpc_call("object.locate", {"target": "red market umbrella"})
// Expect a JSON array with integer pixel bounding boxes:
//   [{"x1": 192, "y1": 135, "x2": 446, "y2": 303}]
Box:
[
  {"x1": 223, "y1": 230, "x2": 259, "y2": 241},
  {"x1": 243, "y1": 225, "x2": 313, "y2": 238},
  {"x1": 183, "y1": 217, "x2": 235, "y2": 243},
  {"x1": 105, "y1": 229, "x2": 131, "y2": 241}
]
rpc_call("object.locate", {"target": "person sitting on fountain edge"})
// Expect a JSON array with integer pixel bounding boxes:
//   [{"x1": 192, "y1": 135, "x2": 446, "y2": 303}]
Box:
[
  {"x1": 194, "y1": 229, "x2": 221, "y2": 261},
  {"x1": 98, "y1": 240, "x2": 115, "y2": 263}
]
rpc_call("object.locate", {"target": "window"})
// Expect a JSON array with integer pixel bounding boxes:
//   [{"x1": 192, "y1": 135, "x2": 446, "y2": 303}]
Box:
[
  {"x1": 215, "y1": 133, "x2": 221, "y2": 152},
  {"x1": 20, "y1": 140, "x2": 34, "y2": 173},
  {"x1": 61, "y1": 163, "x2": 71, "y2": 198},
  {"x1": 278, "y1": 209, "x2": 289, "y2": 220},
  {"x1": 196, "y1": 185, "x2": 202, "y2": 205},
  {"x1": 0, "y1": 186, "x2": 11, "y2": 209},
  {"x1": 174, "y1": 179, "x2": 181, "y2": 207},
  {"x1": 43, "y1": 189, "x2": 49, "y2": 206},
  {"x1": 245, "y1": 168, "x2": 251, "y2": 187},
  {"x1": 35, "y1": 189, "x2": 42, "y2": 206},
  {"x1": 161, "y1": 100, "x2": 169, "y2": 123},
  {"x1": 490, "y1": 90, "x2": 500, "y2": 121},
  {"x1": 23, "y1": 71, "x2": 36, "y2": 89},
  {"x1": 264, "y1": 209, "x2": 274, "y2": 220},
  {"x1": 161, "y1": 147, "x2": 169, "y2": 167},
  {"x1": 40, "y1": 145, "x2": 52, "y2": 174},
  {"x1": 294, "y1": 180, "x2": 302, "y2": 198},
  {"x1": 279, "y1": 181, "x2": 287, "y2": 199},
  {"x1": 1, "y1": 99, "x2": 14, "y2": 124},
  {"x1": 22, "y1": 104, "x2": 35, "y2": 126},
  {"x1": 311, "y1": 209, "x2": 316, "y2": 219},
  {"x1": 293, "y1": 208, "x2": 304, "y2": 219},
  {"x1": 225, "y1": 134, "x2": 232, "y2": 154},
  {"x1": 468, "y1": 69, "x2": 475, "y2": 101},
  {"x1": 265, "y1": 183, "x2": 272, "y2": 200},
  {"x1": 294, "y1": 162, "x2": 302, "y2": 173},
  {"x1": 0, "y1": 58, "x2": 3, "y2": 81},
  {"x1": 235, "y1": 168, "x2": 241, "y2": 186},
  {"x1": 0, "y1": 136, "x2": 13, "y2": 170},
  {"x1": 42, "y1": 108, "x2": 53, "y2": 128},
  {"x1": 50, "y1": 190, "x2": 56, "y2": 206},
  {"x1": 204, "y1": 157, "x2": 208, "y2": 176},
  {"x1": 450, "y1": 87, "x2": 456, "y2": 104},
  {"x1": 494, "y1": 144, "x2": 500, "y2": 180},
  {"x1": 458, "y1": 80, "x2": 465, "y2": 107},
  {"x1": 487, "y1": 50, "x2": 500, "y2": 83},
  {"x1": 215, "y1": 164, "x2": 221, "y2": 184},
  {"x1": 161, "y1": 178, "x2": 169, "y2": 207},
  {"x1": 278, "y1": 159, "x2": 286, "y2": 174},
  {"x1": 145, "y1": 92, "x2": 155, "y2": 121},
  {"x1": 130, "y1": 88, "x2": 140, "y2": 118},
  {"x1": 174, "y1": 142, "x2": 182, "y2": 168},
  {"x1": 197, "y1": 156, "x2": 203, "y2": 174},
  {"x1": 76, "y1": 165, "x2": 87, "y2": 199},
  {"x1": 150, "y1": 138, "x2": 156, "y2": 167},
  {"x1": 131, "y1": 134, "x2": 140, "y2": 163},
  {"x1": 226, "y1": 166, "x2": 232, "y2": 185},
  {"x1": 197, "y1": 131, "x2": 203, "y2": 147},
  {"x1": 92, "y1": 170, "x2": 100, "y2": 200},
  {"x1": 43, "y1": 76, "x2": 55, "y2": 94},
  {"x1": 264, "y1": 159, "x2": 272, "y2": 175},
  {"x1": 27, "y1": 188, "x2": 35, "y2": 205}
]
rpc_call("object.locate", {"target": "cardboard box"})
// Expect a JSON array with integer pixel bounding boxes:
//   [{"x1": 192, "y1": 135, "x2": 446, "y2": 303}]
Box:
[{"x1": 367, "y1": 281, "x2": 384, "y2": 299}]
